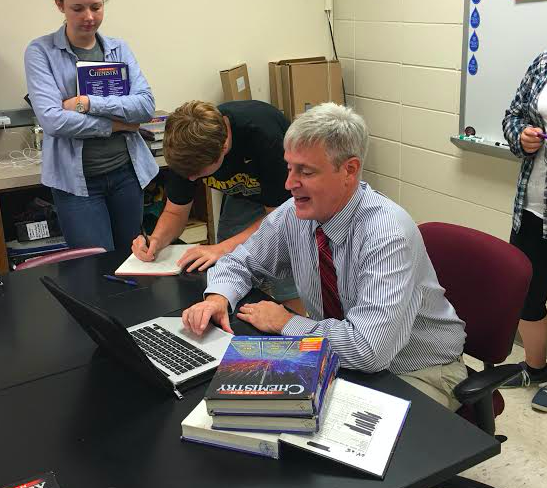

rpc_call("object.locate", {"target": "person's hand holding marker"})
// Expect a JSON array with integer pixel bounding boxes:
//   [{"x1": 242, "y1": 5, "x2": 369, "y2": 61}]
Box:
[{"x1": 520, "y1": 126, "x2": 544, "y2": 154}]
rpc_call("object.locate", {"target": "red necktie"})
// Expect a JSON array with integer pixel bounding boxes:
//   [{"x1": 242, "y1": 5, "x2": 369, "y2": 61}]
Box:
[{"x1": 316, "y1": 227, "x2": 344, "y2": 320}]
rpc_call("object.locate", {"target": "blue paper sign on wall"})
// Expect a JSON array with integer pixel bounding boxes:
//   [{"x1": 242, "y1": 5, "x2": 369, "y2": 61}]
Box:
[
  {"x1": 470, "y1": 31, "x2": 479, "y2": 52},
  {"x1": 470, "y1": 7, "x2": 481, "y2": 28},
  {"x1": 468, "y1": 55, "x2": 479, "y2": 76}
]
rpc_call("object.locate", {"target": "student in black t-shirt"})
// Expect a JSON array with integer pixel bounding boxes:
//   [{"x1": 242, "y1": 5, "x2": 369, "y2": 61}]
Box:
[{"x1": 131, "y1": 100, "x2": 303, "y2": 313}]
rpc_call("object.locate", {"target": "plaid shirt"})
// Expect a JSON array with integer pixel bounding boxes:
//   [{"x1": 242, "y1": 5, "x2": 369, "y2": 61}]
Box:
[{"x1": 503, "y1": 52, "x2": 547, "y2": 238}]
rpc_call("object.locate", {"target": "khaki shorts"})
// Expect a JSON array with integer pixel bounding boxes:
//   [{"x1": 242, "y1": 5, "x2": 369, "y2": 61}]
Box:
[{"x1": 397, "y1": 356, "x2": 467, "y2": 412}]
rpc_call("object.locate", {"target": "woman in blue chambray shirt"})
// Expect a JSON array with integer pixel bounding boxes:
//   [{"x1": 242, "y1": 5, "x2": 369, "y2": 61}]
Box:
[{"x1": 24, "y1": 0, "x2": 158, "y2": 251}]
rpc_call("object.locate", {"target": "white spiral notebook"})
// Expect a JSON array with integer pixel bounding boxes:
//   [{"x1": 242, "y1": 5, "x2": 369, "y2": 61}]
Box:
[{"x1": 115, "y1": 244, "x2": 196, "y2": 276}]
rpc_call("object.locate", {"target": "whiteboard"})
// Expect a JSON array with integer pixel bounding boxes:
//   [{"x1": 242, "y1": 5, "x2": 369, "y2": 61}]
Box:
[{"x1": 461, "y1": 0, "x2": 547, "y2": 145}]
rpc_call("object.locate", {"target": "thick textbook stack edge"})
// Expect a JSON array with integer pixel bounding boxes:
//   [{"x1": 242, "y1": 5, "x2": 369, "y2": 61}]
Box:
[
  {"x1": 181, "y1": 400, "x2": 280, "y2": 459},
  {"x1": 210, "y1": 351, "x2": 338, "y2": 433},
  {"x1": 146, "y1": 139, "x2": 163, "y2": 156},
  {"x1": 204, "y1": 336, "x2": 339, "y2": 422},
  {"x1": 7, "y1": 237, "x2": 69, "y2": 268},
  {"x1": 180, "y1": 218, "x2": 208, "y2": 244},
  {"x1": 76, "y1": 61, "x2": 129, "y2": 97},
  {"x1": 181, "y1": 377, "x2": 411, "y2": 477},
  {"x1": 139, "y1": 115, "x2": 168, "y2": 142},
  {"x1": 7, "y1": 236, "x2": 68, "y2": 256}
]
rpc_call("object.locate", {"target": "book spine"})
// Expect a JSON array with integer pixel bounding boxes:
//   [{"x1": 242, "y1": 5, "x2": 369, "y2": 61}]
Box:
[
  {"x1": 315, "y1": 353, "x2": 339, "y2": 420},
  {"x1": 307, "y1": 339, "x2": 332, "y2": 408},
  {"x1": 7, "y1": 244, "x2": 68, "y2": 256},
  {"x1": 211, "y1": 424, "x2": 317, "y2": 434},
  {"x1": 181, "y1": 436, "x2": 279, "y2": 459}
]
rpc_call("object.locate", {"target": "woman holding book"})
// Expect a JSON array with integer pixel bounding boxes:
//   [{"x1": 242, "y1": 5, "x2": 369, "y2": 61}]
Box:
[{"x1": 24, "y1": 0, "x2": 158, "y2": 251}]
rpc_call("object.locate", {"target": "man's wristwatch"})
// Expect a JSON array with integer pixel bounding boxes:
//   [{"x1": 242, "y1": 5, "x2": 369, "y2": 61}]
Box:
[{"x1": 75, "y1": 96, "x2": 86, "y2": 114}]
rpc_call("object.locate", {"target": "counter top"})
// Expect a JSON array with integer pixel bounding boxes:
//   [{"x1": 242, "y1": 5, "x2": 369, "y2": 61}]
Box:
[{"x1": 0, "y1": 126, "x2": 166, "y2": 192}]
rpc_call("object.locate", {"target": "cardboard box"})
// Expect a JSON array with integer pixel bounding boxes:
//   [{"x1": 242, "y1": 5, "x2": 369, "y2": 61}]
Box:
[
  {"x1": 220, "y1": 63, "x2": 252, "y2": 102},
  {"x1": 268, "y1": 62, "x2": 285, "y2": 112},
  {"x1": 270, "y1": 57, "x2": 344, "y2": 121}
]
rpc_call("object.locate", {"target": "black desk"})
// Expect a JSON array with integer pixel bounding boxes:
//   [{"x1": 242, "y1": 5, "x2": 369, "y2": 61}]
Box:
[
  {"x1": 0, "y1": 253, "x2": 500, "y2": 488},
  {"x1": 0, "y1": 251, "x2": 208, "y2": 390},
  {"x1": 0, "y1": 358, "x2": 499, "y2": 488}
]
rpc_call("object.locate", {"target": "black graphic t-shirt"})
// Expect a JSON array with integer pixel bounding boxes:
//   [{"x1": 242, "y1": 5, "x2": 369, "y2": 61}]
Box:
[{"x1": 166, "y1": 100, "x2": 291, "y2": 207}]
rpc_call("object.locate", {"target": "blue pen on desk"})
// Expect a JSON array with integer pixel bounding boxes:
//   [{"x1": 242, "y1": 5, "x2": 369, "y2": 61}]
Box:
[{"x1": 103, "y1": 274, "x2": 138, "y2": 286}]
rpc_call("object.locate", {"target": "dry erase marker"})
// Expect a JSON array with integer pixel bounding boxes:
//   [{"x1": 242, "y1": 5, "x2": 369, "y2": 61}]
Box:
[
  {"x1": 537, "y1": 133, "x2": 547, "y2": 140},
  {"x1": 459, "y1": 135, "x2": 484, "y2": 142},
  {"x1": 103, "y1": 274, "x2": 137, "y2": 286}
]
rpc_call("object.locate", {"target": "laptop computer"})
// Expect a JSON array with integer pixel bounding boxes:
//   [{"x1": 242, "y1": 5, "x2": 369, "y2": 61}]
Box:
[{"x1": 41, "y1": 276, "x2": 233, "y2": 399}]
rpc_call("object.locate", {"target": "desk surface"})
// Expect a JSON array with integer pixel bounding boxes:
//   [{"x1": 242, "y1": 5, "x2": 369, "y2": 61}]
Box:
[
  {"x1": 0, "y1": 250, "x2": 272, "y2": 391},
  {"x1": 0, "y1": 359, "x2": 499, "y2": 488},
  {"x1": 0, "y1": 253, "x2": 501, "y2": 488},
  {"x1": 0, "y1": 251, "x2": 208, "y2": 390}
]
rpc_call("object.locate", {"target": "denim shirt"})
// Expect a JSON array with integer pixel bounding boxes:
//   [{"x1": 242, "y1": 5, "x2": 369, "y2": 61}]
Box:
[{"x1": 24, "y1": 25, "x2": 159, "y2": 196}]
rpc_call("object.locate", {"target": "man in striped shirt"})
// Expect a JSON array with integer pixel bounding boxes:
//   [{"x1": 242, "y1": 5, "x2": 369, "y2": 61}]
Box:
[{"x1": 183, "y1": 103, "x2": 467, "y2": 411}]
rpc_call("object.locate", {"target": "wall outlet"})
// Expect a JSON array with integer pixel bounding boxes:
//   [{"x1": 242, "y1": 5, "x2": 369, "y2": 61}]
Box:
[{"x1": 0, "y1": 115, "x2": 11, "y2": 126}]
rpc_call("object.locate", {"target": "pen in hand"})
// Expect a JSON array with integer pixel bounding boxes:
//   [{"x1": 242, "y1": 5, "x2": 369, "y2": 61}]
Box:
[
  {"x1": 140, "y1": 223, "x2": 150, "y2": 248},
  {"x1": 103, "y1": 274, "x2": 138, "y2": 286}
]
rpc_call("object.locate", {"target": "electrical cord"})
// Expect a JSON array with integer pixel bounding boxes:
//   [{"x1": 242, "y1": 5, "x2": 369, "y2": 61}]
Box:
[
  {"x1": 326, "y1": 10, "x2": 347, "y2": 106},
  {"x1": 0, "y1": 121, "x2": 42, "y2": 169}
]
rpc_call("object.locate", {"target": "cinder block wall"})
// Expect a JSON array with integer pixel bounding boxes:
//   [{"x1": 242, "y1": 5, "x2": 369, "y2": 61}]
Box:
[{"x1": 335, "y1": 0, "x2": 520, "y2": 241}]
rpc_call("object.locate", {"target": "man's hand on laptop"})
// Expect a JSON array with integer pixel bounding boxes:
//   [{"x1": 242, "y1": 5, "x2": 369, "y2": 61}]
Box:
[
  {"x1": 182, "y1": 294, "x2": 233, "y2": 336},
  {"x1": 237, "y1": 301, "x2": 294, "y2": 334}
]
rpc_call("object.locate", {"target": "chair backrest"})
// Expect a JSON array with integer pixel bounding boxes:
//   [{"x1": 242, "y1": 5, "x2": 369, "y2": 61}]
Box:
[
  {"x1": 419, "y1": 222, "x2": 532, "y2": 364},
  {"x1": 15, "y1": 247, "x2": 107, "y2": 270}
]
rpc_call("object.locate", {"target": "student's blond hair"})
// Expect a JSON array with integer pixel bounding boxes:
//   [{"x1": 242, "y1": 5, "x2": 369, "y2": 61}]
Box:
[{"x1": 163, "y1": 101, "x2": 227, "y2": 178}]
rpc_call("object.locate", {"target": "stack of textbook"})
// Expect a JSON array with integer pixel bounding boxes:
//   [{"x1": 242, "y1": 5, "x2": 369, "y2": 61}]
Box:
[
  {"x1": 139, "y1": 114, "x2": 168, "y2": 156},
  {"x1": 205, "y1": 336, "x2": 339, "y2": 433},
  {"x1": 181, "y1": 336, "x2": 412, "y2": 478},
  {"x1": 182, "y1": 336, "x2": 338, "y2": 458}
]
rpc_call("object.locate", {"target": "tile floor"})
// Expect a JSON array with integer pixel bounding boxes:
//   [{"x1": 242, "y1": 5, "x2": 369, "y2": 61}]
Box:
[{"x1": 453, "y1": 345, "x2": 547, "y2": 487}]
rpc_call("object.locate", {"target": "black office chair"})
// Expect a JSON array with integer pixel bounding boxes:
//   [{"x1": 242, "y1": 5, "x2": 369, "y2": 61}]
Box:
[{"x1": 419, "y1": 223, "x2": 532, "y2": 488}]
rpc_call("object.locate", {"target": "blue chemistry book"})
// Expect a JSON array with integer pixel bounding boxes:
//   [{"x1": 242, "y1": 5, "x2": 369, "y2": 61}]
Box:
[
  {"x1": 210, "y1": 349, "x2": 339, "y2": 433},
  {"x1": 204, "y1": 336, "x2": 338, "y2": 417},
  {"x1": 76, "y1": 61, "x2": 129, "y2": 97}
]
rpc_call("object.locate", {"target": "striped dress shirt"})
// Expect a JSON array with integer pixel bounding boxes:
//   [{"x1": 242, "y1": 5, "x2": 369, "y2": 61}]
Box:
[{"x1": 206, "y1": 182, "x2": 466, "y2": 375}]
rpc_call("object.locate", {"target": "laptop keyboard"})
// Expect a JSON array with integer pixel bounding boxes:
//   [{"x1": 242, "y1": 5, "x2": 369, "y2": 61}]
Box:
[{"x1": 130, "y1": 324, "x2": 216, "y2": 376}]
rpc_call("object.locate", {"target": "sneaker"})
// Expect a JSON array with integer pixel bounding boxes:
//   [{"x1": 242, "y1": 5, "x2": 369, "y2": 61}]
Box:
[
  {"x1": 531, "y1": 383, "x2": 547, "y2": 412},
  {"x1": 500, "y1": 361, "x2": 547, "y2": 388}
]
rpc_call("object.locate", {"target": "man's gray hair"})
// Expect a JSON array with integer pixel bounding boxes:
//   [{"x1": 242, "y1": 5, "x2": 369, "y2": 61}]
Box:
[{"x1": 284, "y1": 103, "x2": 369, "y2": 169}]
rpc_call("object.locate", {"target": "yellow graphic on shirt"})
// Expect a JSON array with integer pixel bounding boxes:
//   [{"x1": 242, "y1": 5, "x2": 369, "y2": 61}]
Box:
[{"x1": 202, "y1": 173, "x2": 261, "y2": 196}]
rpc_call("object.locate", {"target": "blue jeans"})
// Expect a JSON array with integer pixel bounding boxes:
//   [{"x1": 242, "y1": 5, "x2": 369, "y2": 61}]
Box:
[
  {"x1": 217, "y1": 195, "x2": 298, "y2": 302},
  {"x1": 51, "y1": 163, "x2": 144, "y2": 252}
]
